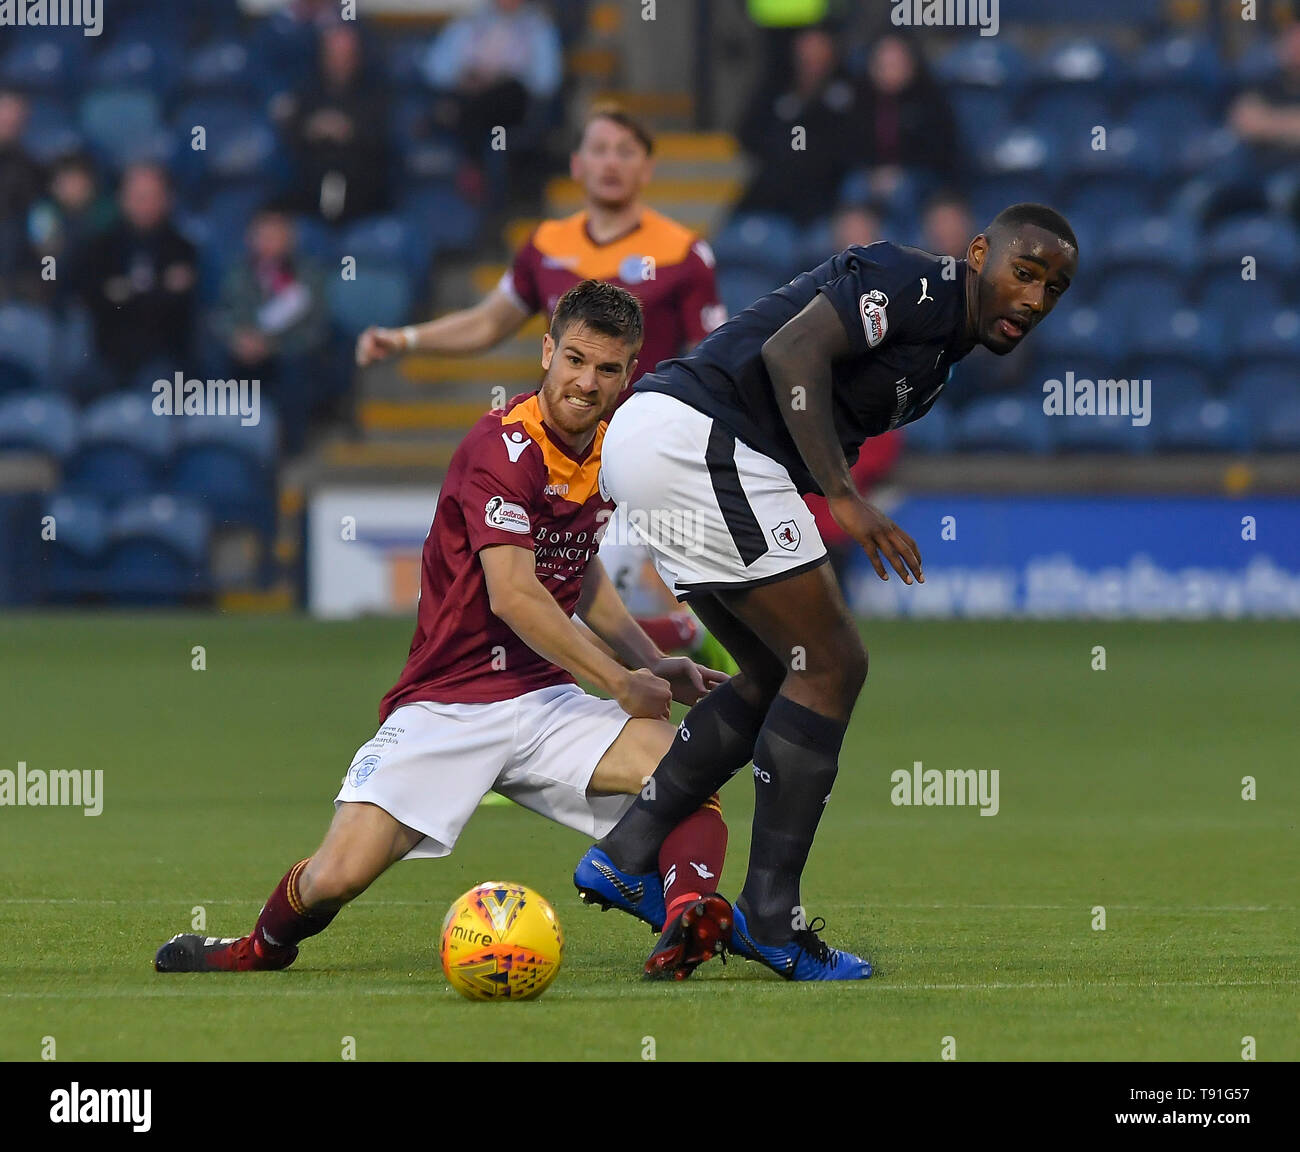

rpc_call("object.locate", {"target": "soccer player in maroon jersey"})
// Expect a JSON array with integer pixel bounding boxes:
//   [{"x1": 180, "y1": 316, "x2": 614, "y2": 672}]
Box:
[
  {"x1": 356, "y1": 103, "x2": 732, "y2": 668},
  {"x1": 155, "y1": 282, "x2": 733, "y2": 980}
]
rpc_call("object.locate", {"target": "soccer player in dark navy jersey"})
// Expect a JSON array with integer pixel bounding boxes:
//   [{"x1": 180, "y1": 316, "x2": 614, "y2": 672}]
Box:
[{"x1": 577, "y1": 203, "x2": 1078, "y2": 980}]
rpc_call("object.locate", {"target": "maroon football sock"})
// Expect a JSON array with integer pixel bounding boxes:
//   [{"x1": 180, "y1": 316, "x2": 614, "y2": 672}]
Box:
[
  {"x1": 637, "y1": 613, "x2": 699, "y2": 654},
  {"x1": 659, "y1": 797, "x2": 727, "y2": 925},
  {"x1": 249, "y1": 858, "x2": 338, "y2": 963}
]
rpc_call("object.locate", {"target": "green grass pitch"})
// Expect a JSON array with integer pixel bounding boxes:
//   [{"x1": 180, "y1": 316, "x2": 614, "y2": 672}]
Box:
[{"x1": 1, "y1": 613, "x2": 1296, "y2": 1061}]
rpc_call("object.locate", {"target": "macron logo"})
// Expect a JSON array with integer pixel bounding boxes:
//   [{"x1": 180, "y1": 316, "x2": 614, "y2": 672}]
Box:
[{"x1": 502, "y1": 430, "x2": 532, "y2": 463}]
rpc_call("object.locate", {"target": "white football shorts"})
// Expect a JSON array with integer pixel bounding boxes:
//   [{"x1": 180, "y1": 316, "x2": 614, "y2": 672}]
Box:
[
  {"x1": 335, "y1": 683, "x2": 635, "y2": 859},
  {"x1": 596, "y1": 502, "x2": 662, "y2": 616},
  {"x1": 600, "y1": 390, "x2": 827, "y2": 600}
]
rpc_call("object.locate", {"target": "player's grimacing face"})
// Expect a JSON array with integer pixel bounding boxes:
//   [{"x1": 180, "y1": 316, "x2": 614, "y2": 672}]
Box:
[
  {"x1": 538, "y1": 323, "x2": 638, "y2": 442},
  {"x1": 572, "y1": 120, "x2": 652, "y2": 209},
  {"x1": 970, "y1": 225, "x2": 1076, "y2": 354}
]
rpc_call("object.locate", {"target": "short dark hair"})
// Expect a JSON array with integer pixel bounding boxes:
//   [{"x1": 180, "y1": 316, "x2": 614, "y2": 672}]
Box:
[
  {"x1": 987, "y1": 202, "x2": 1078, "y2": 250},
  {"x1": 578, "y1": 102, "x2": 655, "y2": 156},
  {"x1": 549, "y1": 279, "x2": 644, "y2": 354}
]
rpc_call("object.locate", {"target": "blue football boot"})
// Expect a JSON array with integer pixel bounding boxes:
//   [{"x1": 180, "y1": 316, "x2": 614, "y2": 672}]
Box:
[
  {"x1": 728, "y1": 904, "x2": 872, "y2": 981},
  {"x1": 573, "y1": 845, "x2": 666, "y2": 932}
]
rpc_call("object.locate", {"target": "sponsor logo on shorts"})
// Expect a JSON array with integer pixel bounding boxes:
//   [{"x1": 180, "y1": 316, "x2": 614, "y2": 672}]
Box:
[
  {"x1": 771, "y1": 520, "x2": 801, "y2": 552},
  {"x1": 348, "y1": 755, "x2": 380, "y2": 788},
  {"x1": 858, "y1": 290, "x2": 889, "y2": 347},
  {"x1": 597, "y1": 465, "x2": 610, "y2": 502},
  {"x1": 485, "y1": 496, "x2": 532, "y2": 534}
]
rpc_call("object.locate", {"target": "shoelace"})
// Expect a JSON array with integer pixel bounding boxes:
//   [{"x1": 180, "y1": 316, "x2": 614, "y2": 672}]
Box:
[{"x1": 791, "y1": 916, "x2": 839, "y2": 968}]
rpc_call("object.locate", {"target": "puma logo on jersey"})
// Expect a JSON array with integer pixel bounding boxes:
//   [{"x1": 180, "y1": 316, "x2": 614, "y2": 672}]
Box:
[
  {"x1": 501, "y1": 430, "x2": 532, "y2": 462},
  {"x1": 917, "y1": 278, "x2": 934, "y2": 304}
]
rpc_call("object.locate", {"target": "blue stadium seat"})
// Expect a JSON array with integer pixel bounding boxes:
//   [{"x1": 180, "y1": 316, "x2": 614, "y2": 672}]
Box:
[
  {"x1": 169, "y1": 429, "x2": 276, "y2": 535},
  {"x1": 951, "y1": 89, "x2": 1015, "y2": 153},
  {"x1": 64, "y1": 391, "x2": 174, "y2": 499},
  {"x1": 1064, "y1": 177, "x2": 1155, "y2": 233},
  {"x1": 0, "y1": 34, "x2": 88, "y2": 94},
  {"x1": 952, "y1": 395, "x2": 1054, "y2": 454},
  {"x1": 1198, "y1": 269, "x2": 1282, "y2": 330},
  {"x1": 0, "y1": 304, "x2": 57, "y2": 382},
  {"x1": 1032, "y1": 300, "x2": 1130, "y2": 361},
  {"x1": 21, "y1": 98, "x2": 83, "y2": 164},
  {"x1": 78, "y1": 87, "x2": 167, "y2": 167},
  {"x1": 0, "y1": 392, "x2": 78, "y2": 459},
  {"x1": 1060, "y1": 121, "x2": 1167, "y2": 183},
  {"x1": 0, "y1": 362, "x2": 36, "y2": 396},
  {"x1": 1129, "y1": 306, "x2": 1226, "y2": 371},
  {"x1": 1133, "y1": 362, "x2": 1214, "y2": 405},
  {"x1": 1132, "y1": 34, "x2": 1226, "y2": 98},
  {"x1": 386, "y1": 36, "x2": 435, "y2": 92},
  {"x1": 183, "y1": 37, "x2": 255, "y2": 96},
  {"x1": 1235, "y1": 39, "x2": 1278, "y2": 88},
  {"x1": 398, "y1": 183, "x2": 481, "y2": 256},
  {"x1": 934, "y1": 40, "x2": 1031, "y2": 91},
  {"x1": 1097, "y1": 215, "x2": 1197, "y2": 277},
  {"x1": 1202, "y1": 216, "x2": 1300, "y2": 278},
  {"x1": 1027, "y1": 91, "x2": 1111, "y2": 140},
  {"x1": 103, "y1": 494, "x2": 211, "y2": 603},
  {"x1": 341, "y1": 214, "x2": 434, "y2": 287},
  {"x1": 1235, "y1": 308, "x2": 1300, "y2": 363},
  {"x1": 711, "y1": 213, "x2": 803, "y2": 277},
  {"x1": 1093, "y1": 269, "x2": 1188, "y2": 326},
  {"x1": 43, "y1": 492, "x2": 109, "y2": 601},
  {"x1": 170, "y1": 97, "x2": 267, "y2": 192},
  {"x1": 203, "y1": 120, "x2": 282, "y2": 184},
  {"x1": 717, "y1": 267, "x2": 779, "y2": 320},
  {"x1": 328, "y1": 271, "x2": 412, "y2": 340},
  {"x1": 1228, "y1": 361, "x2": 1300, "y2": 449},
  {"x1": 1157, "y1": 396, "x2": 1252, "y2": 452},
  {"x1": 899, "y1": 402, "x2": 951, "y2": 453},
  {"x1": 89, "y1": 36, "x2": 179, "y2": 97},
  {"x1": 1052, "y1": 409, "x2": 1154, "y2": 454},
  {"x1": 980, "y1": 126, "x2": 1059, "y2": 177},
  {"x1": 1032, "y1": 37, "x2": 1125, "y2": 93},
  {"x1": 970, "y1": 176, "x2": 1061, "y2": 231}
]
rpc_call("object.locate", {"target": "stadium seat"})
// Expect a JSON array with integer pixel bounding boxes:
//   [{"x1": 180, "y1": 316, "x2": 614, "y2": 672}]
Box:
[
  {"x1": 1157, "y1": 396, "x2": 1252, "y2": 452},
  {"x1": 1198, "y1": 269, "x2": 1282, "y2": 331},
  {"x1": 328, "y1": 271, "x2": 412, "y2": 340},
  {"x1": 718, "y1": 267, "x2": 780, "y2": 320},
  {"x1": 63, "y1": 391, "x2": 174, "y2": 499},
  {"x1": 970, "y1": 176, "x2": 1061, "y2": 231},
  {"x1": 1133, "y1": 362, "x2": 1214, "y2": 405},
  {"x1": 711, "y1": 214, "x2": 803, "y2": 277},
  {"x1": 1093, "y1": 269, "x2": 1189, "y2": 326},
  {"x1": 21, "y1": 98, "x2": 83, "y2": 164},
  {"x1": 952, "y1": 395, "x2": 1054, "y2": 454},
  {"x1": 1202, "y1": 216, "x2": 1300, "y2": 278},
  {"x1": 1228, "y1": 361, "x2": 1300, "y2": 449},
  {"x1": 1124, "y1": 90, "x2": 1216, "y2": 139},
  {"x1": 950, "y1": 89, "x2": 1015, "y2": 153},
  {"x1": 78, "y1": 87, "x2": 167, "y2": 168},
  {"x1": 1132, "y1": 34, "x2": 1226, "y2": 99},
  {"x1": 979, "y1": 126, "x2": 1059, "y2": 177},
  {"x1": 398, "y1": 183, "x2": 481, "y2": 256},
  {"x1": 385, "y1": 36, "x2": 435, "y2": 92},
  {"x1": 1097, "y1": 215, "x2": 1197, "y2": 277},
  {"x1": 42, "y1": 492, "x2": 109, "y2": 601},
  {"x1": 89, "y1": 36, "x2": 179, "y2": 97},
  {"x1": 1052, "y1": 409, "x2": 1154, "y2": 454},
  {"x1": 934, "y1": 40, "x2": 1031, "y2": 91},
  {"x1": 0, "y1": 361, "x2": 36, "y2": 397},
  {"x1": 1235, "y1": 39, "x2": 1278, "y2": 88},
  {"x1": 1060, "y1": 121, "x2": 1166, "y2": 184},
  {"x1": 1235, "y1": 308, "x2": 1300, "y2": 364},
  {"x1": 1129, "y1": 306, "x2": 1226, "y2": 371},
  {"x1": 182, "y1": 37, "x2": 255, "y2": 96},
  {"x1": 0, "y1": 34, "x2": 88, "y2": 94},
  {"x1": 0, "y1": 392, "x2": 78, "y2": 459},
  {"x1": 203, "y1": 120, "x2": 283, "y2": 185},
  {"x1": 341, "y1": 214, "x2": 434, "y2": 287},
  {"x1": 1064, "y1": 177, "x2": 1155, "y2": 234},
  {"x1": 169, "y1": 444, "x2": 276, "y2": 535},
  {"x1": 1031, "y1": 37, "x2": 1125, "y2": 93},
  {"x1": 1031, "y1": 300, "x2": 1130, "y2": 362},
  {"x1": 1027, "y1": 91, "x2": 1111, "y2": 140},
  {"x1": 0, "y1": 303, "x2": 57, "y2": 384},
  {"x1": 103, "y1": 494, "x2": 211, "y2": 603}
]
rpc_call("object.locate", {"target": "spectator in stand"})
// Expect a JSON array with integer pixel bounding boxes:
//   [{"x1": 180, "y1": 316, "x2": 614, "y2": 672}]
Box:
[
  {"x1": 1229, "y1": 25, "x2": 1300, "y2": 172},
  {"x1": 732, "y1": 25, "x2": 861, "y2": 227},
  {"x1": 921, "y1": 190, "x2": 975, "y2": 260},
  {"x1": 422, "y1": 0, "x2": 563, "y2": 202},
  {"x1": 283, "y1": 22, "x2": 389, "y2": 223},
  {"x1": 27, "y1": 153, "x2": 116, "y2": 307},
  {"x1": 831, "y1": 200, "x2": 883, "y2": 250},
  {"x1": 80, "y1": 163, "x2": 197, "y2": 386},
  {"x1": 0, "y1": 89, "x2": 44, "y2": 300},
  {"x1": 852, "y1": 34, "x2": 961, "y2": 208},
  {"x1": 212, "y1": 203, "x2": 330, "y2": 455}
]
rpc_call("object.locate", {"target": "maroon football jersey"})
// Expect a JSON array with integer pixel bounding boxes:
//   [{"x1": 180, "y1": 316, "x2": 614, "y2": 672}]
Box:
[
  {"x1": 499, "y1": 207, "x2": 725, "y2": 392},
  {"x1": 379, "y1": 393, "x2": 614, "y2": 715}
]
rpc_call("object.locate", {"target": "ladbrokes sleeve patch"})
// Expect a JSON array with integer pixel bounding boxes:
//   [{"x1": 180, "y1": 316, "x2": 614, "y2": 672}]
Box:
[
  {"x1": 484, "y1": 496, "x2": 531, "y2": 534},
  {"x1": 859, "y1": 290, "x2": 889, "y2": 347}
]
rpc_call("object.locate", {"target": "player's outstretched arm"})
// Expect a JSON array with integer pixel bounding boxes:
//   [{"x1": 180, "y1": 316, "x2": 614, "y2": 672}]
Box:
[
  {"x1": 355, "y1": 287, "x2": 531, "y2": 366},
  {"x1": 575, "y1": 557, "x2": 726, "y2": 706},
  {"x1": 762, "y1": 294, "x2": 924, "y2": 584},
  {"x1": 480, "y1": 545, "x2": 673, "y2": 719}
]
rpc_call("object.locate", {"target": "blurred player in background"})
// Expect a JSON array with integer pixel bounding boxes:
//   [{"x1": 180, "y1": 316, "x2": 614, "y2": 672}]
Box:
[
  {"x1": 580, "y1": 205, "x2": 1078, "y2": 980},
  {"x1": 156, "y1": 283, "x2": 733, "y2": 982},
  {"x1": 356, "y1": 104, "x2": 736, "y2": 673}
]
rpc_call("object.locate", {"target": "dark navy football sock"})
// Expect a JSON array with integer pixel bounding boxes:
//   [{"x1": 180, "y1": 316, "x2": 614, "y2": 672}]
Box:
[
  {"x1": 736, "y1": 695, "x2": 846, "y2": 944},
  {"x1": 599, "y1": 679, "x2": 768, "y2": 873}
]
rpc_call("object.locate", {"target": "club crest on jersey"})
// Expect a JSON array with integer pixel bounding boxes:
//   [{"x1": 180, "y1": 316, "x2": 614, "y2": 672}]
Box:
[
  {"x1": 485, "y1": 496, "x2": 531, "y2": 534},
  {"x1": 858, "y1": 290, "x2": 889, "y2": 347},
  {"x1": 771, "y1": 520, "x2": 801, "y2": 551},
  {"x1": 502, "y1": 429, "x2": 532, "y2": 462}
]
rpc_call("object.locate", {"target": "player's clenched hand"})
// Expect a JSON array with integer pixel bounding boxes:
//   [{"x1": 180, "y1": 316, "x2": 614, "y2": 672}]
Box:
[
  {"x1": 615, "y1": 667, "x2": 674, "y2": 719},
  {"x1": 355, "y1": 325, "x2": 407, "y2": 367},
  {"x1": 829, "y1": 495, "x2": 924, "y2": 585},
  {"x1": 650, "y1": 656, "x2": 727, "y2": 707}
]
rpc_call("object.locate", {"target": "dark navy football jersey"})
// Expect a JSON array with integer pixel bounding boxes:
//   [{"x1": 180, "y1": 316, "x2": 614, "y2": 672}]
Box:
[{"x1": 636, "y1": 241, "x2": 973, "y2": 495}]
